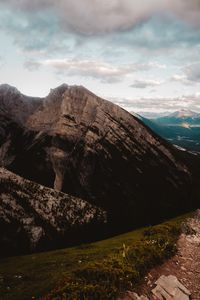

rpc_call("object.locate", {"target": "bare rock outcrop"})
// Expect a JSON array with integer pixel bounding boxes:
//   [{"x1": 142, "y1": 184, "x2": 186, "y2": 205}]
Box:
[
  {"x1": 0, "y1": 168, "x2": 106, "y2": 257},
  {"x1": 152, "y1": 275, "x2": 191, "y2": 299},
  {"x1": 119, "y1": 275, "x2": 191, "y2": 300}
]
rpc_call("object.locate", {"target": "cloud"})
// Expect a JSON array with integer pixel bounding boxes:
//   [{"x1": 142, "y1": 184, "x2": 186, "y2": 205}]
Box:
[
  {"x1": 172, "y1": 0, "x2": 200, "y2": 27},
  {"x1": 110, "y1": 93, "x2": 200, "y2": 113},
  {"x1": 24, "y1": 58, "x2": 165, "y2": 83},
  {"x1": 0, "y1": 56, "x2": 4, "y2": 68},
  {"x1": 1, "y1": 0, "x2": 167, "y2": 35},
  {"x1": 130, "y1": 79, "x2": 162, "y2": 89},
  {"x1": 1, "y1": 1, "x2": 200, "y2": 61},
  {"x1": 172, "y1": 62, "x2": 200, "y2": 85},
  {"x1": 171, "y1": 74, "x2": 195, "y2": 86},
  {"x1": 184, "y1": 62, "x2": 200, "y2": 83},
  {"x1": 2, "y1": 0, "x2": 200, "y2": 37}
]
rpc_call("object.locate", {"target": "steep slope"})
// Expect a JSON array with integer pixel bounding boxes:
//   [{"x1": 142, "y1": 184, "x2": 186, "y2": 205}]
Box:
[
  {"x1": 0, "y1": 168, "x2": 106, "y2": 257},
  {"x1": 0, "y1": 84, "x2": 197, "y2": 230}
]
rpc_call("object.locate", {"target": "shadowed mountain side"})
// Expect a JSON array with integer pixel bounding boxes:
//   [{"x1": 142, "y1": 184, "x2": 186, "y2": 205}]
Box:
[{"x1": 0, "y1": 168, "x2": 106, "y2": 257}]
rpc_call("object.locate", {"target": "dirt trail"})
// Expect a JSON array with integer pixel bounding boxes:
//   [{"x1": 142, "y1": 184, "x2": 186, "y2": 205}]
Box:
[{"x1": 139, "y1": 211, "x2": 200, "y2": 299}]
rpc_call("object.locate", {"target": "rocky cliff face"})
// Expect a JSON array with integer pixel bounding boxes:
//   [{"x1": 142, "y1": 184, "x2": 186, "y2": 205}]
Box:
[
  {"x1": 0, "y1": 84, "x2": 41, "y2": 124},
  {"x1": 0, "y1": 84, "x2": 196, "y2": 231},
  {"x1": 0, "y1": 168, "x2": 106, "y2": 257}
]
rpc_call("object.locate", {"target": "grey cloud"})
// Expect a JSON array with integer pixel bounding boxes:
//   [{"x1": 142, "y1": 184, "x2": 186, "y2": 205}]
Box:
[
  {"x1": 172, "y1": 62, "x2": 200, "y2": 85},
  {"x1": 2, "y1": 0, "x2": 200, "y2": 36},
  {"x1": 1, "y1": 1, "x2": 200, "y2": 60},
  {"x1": 112, "y1": 15, "x2": 200, "y2": 53},
  {"x1": 24, "y1": 58, "x2": 165, "y2": 83},
  {"x1": 184, "y1": 62, "x2": 200, "y2": 82},
  {"x1": 130, "y1": 79, "x2": 162, "y2": 89},
  {"x1": 172, "y1": 0, "x2": 200, "y2": 26},
  {"x1": 171, "y1": 74, "x2": 195, "y2": 86},
  {"x1": 1, "y1": 0, "x2": 167, "y2": 35}
]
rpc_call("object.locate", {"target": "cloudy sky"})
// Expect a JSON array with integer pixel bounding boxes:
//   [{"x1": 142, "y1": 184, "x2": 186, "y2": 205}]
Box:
[{"x1": 0, "y1": 0, "x2": 200, "y2": 113}]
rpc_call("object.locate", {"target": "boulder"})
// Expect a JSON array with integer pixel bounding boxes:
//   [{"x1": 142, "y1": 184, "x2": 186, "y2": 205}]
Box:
[{"x1": 152, "y1": 275, "x2": 191, "y2": 300}]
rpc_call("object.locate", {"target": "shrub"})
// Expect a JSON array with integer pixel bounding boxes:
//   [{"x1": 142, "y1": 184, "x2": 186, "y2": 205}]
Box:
[{"x1": 43, "y1": 221, "x2": 181, "y2": 300}]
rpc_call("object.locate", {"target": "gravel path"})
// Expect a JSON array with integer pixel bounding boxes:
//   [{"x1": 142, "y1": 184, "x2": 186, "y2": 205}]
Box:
[{"x1": 138, "y1": 211, "x2": 200, "y2": 299}]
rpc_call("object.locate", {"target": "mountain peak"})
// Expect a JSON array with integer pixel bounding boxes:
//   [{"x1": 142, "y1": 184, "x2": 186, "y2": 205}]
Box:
[
  {"x1": 48, "y1": 84, "x2": 89, "y2": 95},
  {"x1": 0, "y1": 84, "x2": 20, "y2": 95},
  {"x1": 49, "y1": 84, "x2": 69, "y2": 95},
  {"x1": 171, "y1": 109, "x2": 198, "y2": 118}
]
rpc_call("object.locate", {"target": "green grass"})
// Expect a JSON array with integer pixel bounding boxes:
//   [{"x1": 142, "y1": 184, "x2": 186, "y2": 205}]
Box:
[{"x1": 0, "y1": 212, "x2": 193, "y2": 300}]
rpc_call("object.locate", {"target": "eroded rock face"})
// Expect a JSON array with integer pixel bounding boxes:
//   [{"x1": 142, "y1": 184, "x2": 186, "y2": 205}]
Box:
[
  {"x1": 0, "y1": 84, "x2": 196, "y2": 230},
  {"x1": 0, "y1": 168, "x2": 106, "y2": 257}
]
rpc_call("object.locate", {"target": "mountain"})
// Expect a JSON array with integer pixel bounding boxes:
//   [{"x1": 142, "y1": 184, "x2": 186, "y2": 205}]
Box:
[
  {"x1": 0, "y1": 167, "x2": 106, "y2": 257},
  {"x1": 0, "y1": 84, "x2": 199, "y2": 243},
  {"x1": 135, "y1": 111, "x2": 171, "y2": 119},
  {"x1": 140, "y1": 110, "x2": 200, "y2": 151},
  {"x1": 170, "y1": 109, "x2": 198, "y2": 118},
  {"x1": 156, "y1": 109, "x2": 200, "y2": 126}
]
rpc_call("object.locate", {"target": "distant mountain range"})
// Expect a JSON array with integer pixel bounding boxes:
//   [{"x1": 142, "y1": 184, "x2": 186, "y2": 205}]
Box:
[
  {"x1": 136, "y1": 111, "x2": 171, "y2": 119},
  {"x1": 155, "y1": 109, "x2": 200, "y2": 126},
  {"x1": 0, "y1": 84, "x2": 200, "y2": 256},
  {"x1": 138, "y1": 110, "x2": 200, "y2": 152}
]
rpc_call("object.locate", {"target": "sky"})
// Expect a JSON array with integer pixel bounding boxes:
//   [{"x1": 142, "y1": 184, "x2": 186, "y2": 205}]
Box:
[{"x1": 0, "y1": 0, "x2": 200, "y2": 114}]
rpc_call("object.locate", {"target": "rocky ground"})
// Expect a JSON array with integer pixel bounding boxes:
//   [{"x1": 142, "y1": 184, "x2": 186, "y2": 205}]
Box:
[
  {"x1": 119, "y1": 211, "x2": 200, "y2": 300},
  {"x1": 0, "y1": 168, "x2": 106, "y2": 256}
]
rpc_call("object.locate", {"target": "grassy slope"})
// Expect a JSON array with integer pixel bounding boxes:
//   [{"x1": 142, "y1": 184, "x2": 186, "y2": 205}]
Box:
[{"x1": 0, "y1": 212, "x2": 193, "y2": 300}]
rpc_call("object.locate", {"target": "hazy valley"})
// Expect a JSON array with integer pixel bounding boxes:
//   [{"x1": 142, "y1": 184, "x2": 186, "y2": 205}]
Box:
[{"x1": 140, "y1": 110, "x2": 200, "y2": 152}]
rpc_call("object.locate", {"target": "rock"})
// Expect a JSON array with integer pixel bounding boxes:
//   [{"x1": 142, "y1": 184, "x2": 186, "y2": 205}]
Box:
[
  {"x1": 0, "y1": 168, "x2": 106, "y2": 257},
  {"x1": 152, "y1": 275, "x2": 191, "y2": 300},
  {"x1": 181, "y1": 223, "x2": 196, "y2": 236}
]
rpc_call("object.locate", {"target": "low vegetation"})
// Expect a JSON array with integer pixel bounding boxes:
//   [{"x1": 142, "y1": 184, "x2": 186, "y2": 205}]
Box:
[
  {"x1": 44, "y1": 222, "x2": 181, "y2": 300},
  {"x1": 0, "y1": 212, "x2": 193, "y2": 300}
]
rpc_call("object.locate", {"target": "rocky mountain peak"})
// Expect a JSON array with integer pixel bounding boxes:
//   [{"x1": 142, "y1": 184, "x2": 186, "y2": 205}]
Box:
[
  {"x1": 0, "y1": 85, "x2": 42, "y2": 124},
  {"x1": 172, "y1": 109, "x2": 198, "y2": 118},
  {"x1": 48, "y1": 84, "x2": 69, "y2": 96},
  {"x1": 0, "y1": 83, "x2": 20, "y2": 95}
]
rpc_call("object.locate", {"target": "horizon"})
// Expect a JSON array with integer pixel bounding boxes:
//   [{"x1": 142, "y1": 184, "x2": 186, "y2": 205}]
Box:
[{"x1": 0, "y1": 1, "x2": 200, "y2": 113}]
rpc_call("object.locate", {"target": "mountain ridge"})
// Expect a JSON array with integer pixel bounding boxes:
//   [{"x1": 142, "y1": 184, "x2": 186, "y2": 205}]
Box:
[{"x1": 0, "y1": 84, "x2": 198, "y2": 242}]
